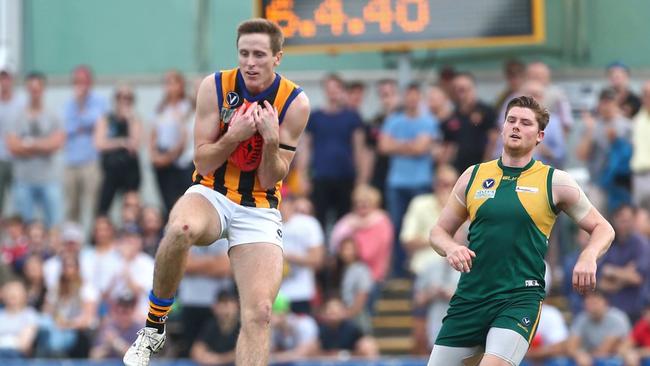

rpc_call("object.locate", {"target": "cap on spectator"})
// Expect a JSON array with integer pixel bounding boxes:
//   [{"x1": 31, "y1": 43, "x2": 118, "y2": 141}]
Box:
[
  {"x1": 606, "y1": 61, "x2": 630, "y2": 73},
  {"x1": 598, "y1": 87, "x2": 618, "y2": 101},
  {"x1": 272, "y1": 293, "x2": 290, "y2": 314},
  {"x1": 61, "y1": 222, "x2": 85, "y2": 243}
]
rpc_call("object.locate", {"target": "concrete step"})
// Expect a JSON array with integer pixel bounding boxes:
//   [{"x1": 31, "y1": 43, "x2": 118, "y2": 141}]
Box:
[
  {"x1": 373, "y1": 315, "x2": 414, "y2": 329},
  {"x1": 375, "y1": 336, "x2": 413, "y2": 354},
  {"x1": 375, "y1": 298, "x2": 412, "y2": 314}
]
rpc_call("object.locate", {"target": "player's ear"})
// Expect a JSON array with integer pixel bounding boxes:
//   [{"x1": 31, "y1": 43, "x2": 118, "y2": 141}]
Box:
[
  {"x1": 273, "y1": 51, "x2": 283, "y2": 67},
  {"x1": 536, "y1": 129, "x2": 545, "y2": 145}
]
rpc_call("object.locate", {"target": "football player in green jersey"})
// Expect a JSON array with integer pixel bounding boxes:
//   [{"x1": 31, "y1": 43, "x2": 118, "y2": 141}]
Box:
[{"x1": 427, "y1": 96, "x2": 615, "y2": 366}]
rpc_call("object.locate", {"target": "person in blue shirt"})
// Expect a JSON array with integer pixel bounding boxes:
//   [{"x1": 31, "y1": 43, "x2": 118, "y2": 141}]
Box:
[
  {"x1": 62, "y1": 65, "x2": 108, "y2": 224},
  {"x1": 306, "y1": 74, "x2": 365, "y2": 230},
  {"x1": 379, "y1": 82, "x2": 439, "y2": 277}
]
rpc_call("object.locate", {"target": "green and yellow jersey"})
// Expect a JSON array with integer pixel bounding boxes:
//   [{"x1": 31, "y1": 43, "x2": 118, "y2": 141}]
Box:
[{"x1": 455, "y1": 158, "x2": 559, "y2": 301}]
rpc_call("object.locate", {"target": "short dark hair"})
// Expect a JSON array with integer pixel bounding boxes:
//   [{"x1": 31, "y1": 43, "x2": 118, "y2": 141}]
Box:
[
  {"x1": 346, "y1": 80, "x2": 365, "y2": 91},
  {"x1": 504, "y1": 59, "x2": 525, "y2": 78},
  {"x1": 406, "y1": 81, "x2": 421, "y2": 92},
  {"x1": 26, "y1": 71, "x2": 46, "y2": 83},
  {"x1": 237, "y1": 18, "x2": 284, "y2": 54},
  {"x1": 599, "y1": 87, "x2": 618, "y2": 101},
  {"x1": 321, "y1": 73, "x2": 344, "y2": 87},
  {"x1": 453, "y1": 71, "x2": 476, "y2": 84},
  {"x1": 505, "y1": 96, "x2": 550, "y2": 131}
]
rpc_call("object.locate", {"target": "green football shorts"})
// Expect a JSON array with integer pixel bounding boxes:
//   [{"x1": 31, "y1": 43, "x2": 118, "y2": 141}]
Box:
[{"x1": 435, "y1": 294, "x2": 543, "y2": 347}]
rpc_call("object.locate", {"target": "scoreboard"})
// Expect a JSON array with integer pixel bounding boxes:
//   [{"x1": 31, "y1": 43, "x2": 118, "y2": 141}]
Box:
[{"x1": 256, "y1": 0, "x2": 545, "y2": 52}]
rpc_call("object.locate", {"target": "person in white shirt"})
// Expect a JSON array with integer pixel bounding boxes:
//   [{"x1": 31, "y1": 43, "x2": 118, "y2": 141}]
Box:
[
  {"x1": 278, "y1": 195, "x2": 325, "y2": 314},
  {"x1": 107, "y1": 225, "x2": 154, "y2": 321}
]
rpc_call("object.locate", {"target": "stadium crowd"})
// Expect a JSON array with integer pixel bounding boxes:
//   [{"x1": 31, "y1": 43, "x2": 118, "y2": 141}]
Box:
[{"x1": 0, "y1": 59, "x2": 649, "y2": 365}]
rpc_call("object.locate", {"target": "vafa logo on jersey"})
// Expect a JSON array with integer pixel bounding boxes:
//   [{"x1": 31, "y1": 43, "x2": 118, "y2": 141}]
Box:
[
  {"x1": 226, "y1": 91, "x2": 241, "y2": 107},
  {"x1": 475, "y1": 178, "x2": 496, "y2": 199}
]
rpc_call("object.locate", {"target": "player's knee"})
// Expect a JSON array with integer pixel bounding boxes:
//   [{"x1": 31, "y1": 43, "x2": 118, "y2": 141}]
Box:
[
  {"x1": 165, "y1": 219, "x2": 204, "y2": 246},
  {"x1": 241, "y1": 299, "x2": 273, "y2": 329}
]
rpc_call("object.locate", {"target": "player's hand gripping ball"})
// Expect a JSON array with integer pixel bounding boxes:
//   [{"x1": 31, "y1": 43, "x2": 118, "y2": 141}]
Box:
[{"x1": 228, "y1": 102, "x2": 264, "y2": 172}]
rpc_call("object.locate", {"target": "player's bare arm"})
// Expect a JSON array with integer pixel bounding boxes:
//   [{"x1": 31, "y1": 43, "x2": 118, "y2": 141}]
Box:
[
  {"x1": 429, "y1": 165, "x2": 475, "y2": 273},
  {"x1": 194, "y1": 74, "x2": 258, "y2": 176},
  {"x1": 553, "y1": 169, "x2": 615, "y2": 294},
  {"x1": 255, "y1": 93, "x2": 310, "y2": 189}
]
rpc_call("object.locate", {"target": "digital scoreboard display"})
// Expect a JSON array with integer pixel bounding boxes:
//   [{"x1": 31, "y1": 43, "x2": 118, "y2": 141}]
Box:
[{"x1": 257, "y1": 0, "x2": 545, "y2": 52}]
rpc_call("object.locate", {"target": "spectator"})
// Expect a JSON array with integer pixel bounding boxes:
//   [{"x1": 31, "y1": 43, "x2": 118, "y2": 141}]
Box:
[
  {"x1": 576, "y1": 87, "x2": 633, "y2": 213},
  {"x1": 86, "y1": 216, "x2": 121, "y2": 300},
  {"x1": 427, "y1": 85, "x2": 457, "y2": 165},
  {"x1": 598, "y1": 204, "x2": 650, "y2": 322},
  {"x1": 26, "y1": 220, "x2": 54, "y2": 259},
  {"x1": 345, "y1": 80, "x2": 366, "y2": 112},
  {"x1": 494, "y1": 59, "x2": 526, "y2": 111},
  {"x1": 526, "y1": 61, "x2": 574, "y2": 133},
  {"x1": 450, "y1": 72, "x2": 498, "y2": 173},
  {"x1": 119, "y1": 191, "x2": 141, "y2": 229},
  {"x1": 279, "y1": 195, "x2": 324, "y2": 314},
  {"x1": 21, "y1": 254, "x2": 47, "y2": 311},
  {"x1": 306, "y1": 74, "x2": 365, "y2": 229},
  {"x1": 178, "y1": 239, "x2": 232, "y2": 357},
  {"x1": 150, "y1": 70, "x2": 192, "y2": 214},
  {"x1": 317, "y1": 297, "x2": 378, "y2": 359},
  {"x1": 607, "y1": 61, "x2": 641, "y2": 118},
  {"x1": 631, "y1": 81, "x2": 650, "y2": 206},
  {"x1": 619, "y1": 302, "x2": 650, "y2": 366},
  {"x1": 94, "y1": 84, "x2": 141, "y2": 215},
  {"x1": 270, "y1": 294, "x2": 319, "y2": 363},
  {"x1": 1, "y1": 216, "x2": 30, "y2": 270},
  {"x1": 43, "y1": 222, "x2": 92, "y2": 292},
  {"x1": 90, "y1": 292, "x2": 140, "y2": 360},
  {"x1": 107, "y1": 225, "x2": 154, "y2": 320},
  {"x1": 6, "y1": 72, "x2": 65, "y2": 229},
  {"x1": 0, "y1": 66, "x2": 23, "y2": 213},
  {"x1": 526, "y1": 302, "x2": 569, "y2": 366},
  {"x1": 567, "y1": 289, "x2": 631, "y2": 366},
  {"x1": 412, "y1": 246, "x2": 460, "y2": 350},
  {"x1": 364, "y1": 78, "x2": 401, "y2": 202},
  {"x1": 139, "y1": 205, "x2": 163, "y2": 257},
  {"x1": 522, "y1": 80, "x2": 567, "y2": 168},
  {"x1": 190, "y1": 291, "x2": 240, "y2": 366},
  {"x1": 40, "y1": 254, "x2": 99, "y2": 358},
  {"x1": 0, "y1": 280, "x2": 39, "y2": 359},
  {"x1": 437, "y1": 66, "x2": 457, "y2": 98},
  {"x1": 400, "y1": 165, "x2": 458, "y2": 273},
  {"x1": 330, "y1": 185, "x2": 393, "y2": 284},
  {"x1": 379, "y1": 81, "x2": 438, "y2": 276},
  {"x1": 63, "y1": 65, "x2": 108, "y2": 225},
  {"x1": 337, "y1": 237, "x2": 374, "y2": 334}
]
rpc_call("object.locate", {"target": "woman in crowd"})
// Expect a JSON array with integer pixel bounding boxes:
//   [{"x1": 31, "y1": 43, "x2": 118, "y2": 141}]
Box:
[{"x1": 94, "y1": 84, "x2": 141, "y2": 215}]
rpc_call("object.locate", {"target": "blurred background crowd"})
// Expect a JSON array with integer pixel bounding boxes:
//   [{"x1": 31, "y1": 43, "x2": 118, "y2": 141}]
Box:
[
  {"x1": 2, "y1": 1, "x2": 650, "y2": 365},
  {"x1": 1, "y1": 57, "x2": 650, "y2": 365}
]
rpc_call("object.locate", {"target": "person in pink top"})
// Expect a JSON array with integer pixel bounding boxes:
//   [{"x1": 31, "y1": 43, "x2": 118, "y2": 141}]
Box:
[{"x1": 330, "y1": 185, "x2": 394, "y2": 283}]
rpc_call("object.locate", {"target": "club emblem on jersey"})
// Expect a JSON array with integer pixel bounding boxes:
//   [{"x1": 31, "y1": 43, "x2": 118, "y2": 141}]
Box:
[
  {"x1": 226, "y1": 91, "x2": 241, "y2": 107},
  {"x1": 482, "y1": 178, "x2": 496, "y2": 189},
  {"x1": 521, "y1": 316, "x2": 531, "y2": 327}
]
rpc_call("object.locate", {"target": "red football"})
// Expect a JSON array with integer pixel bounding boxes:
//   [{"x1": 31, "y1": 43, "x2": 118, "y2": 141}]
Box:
[{"x1": 229, "y1": 133, "x2": 264, "y2": 172}]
